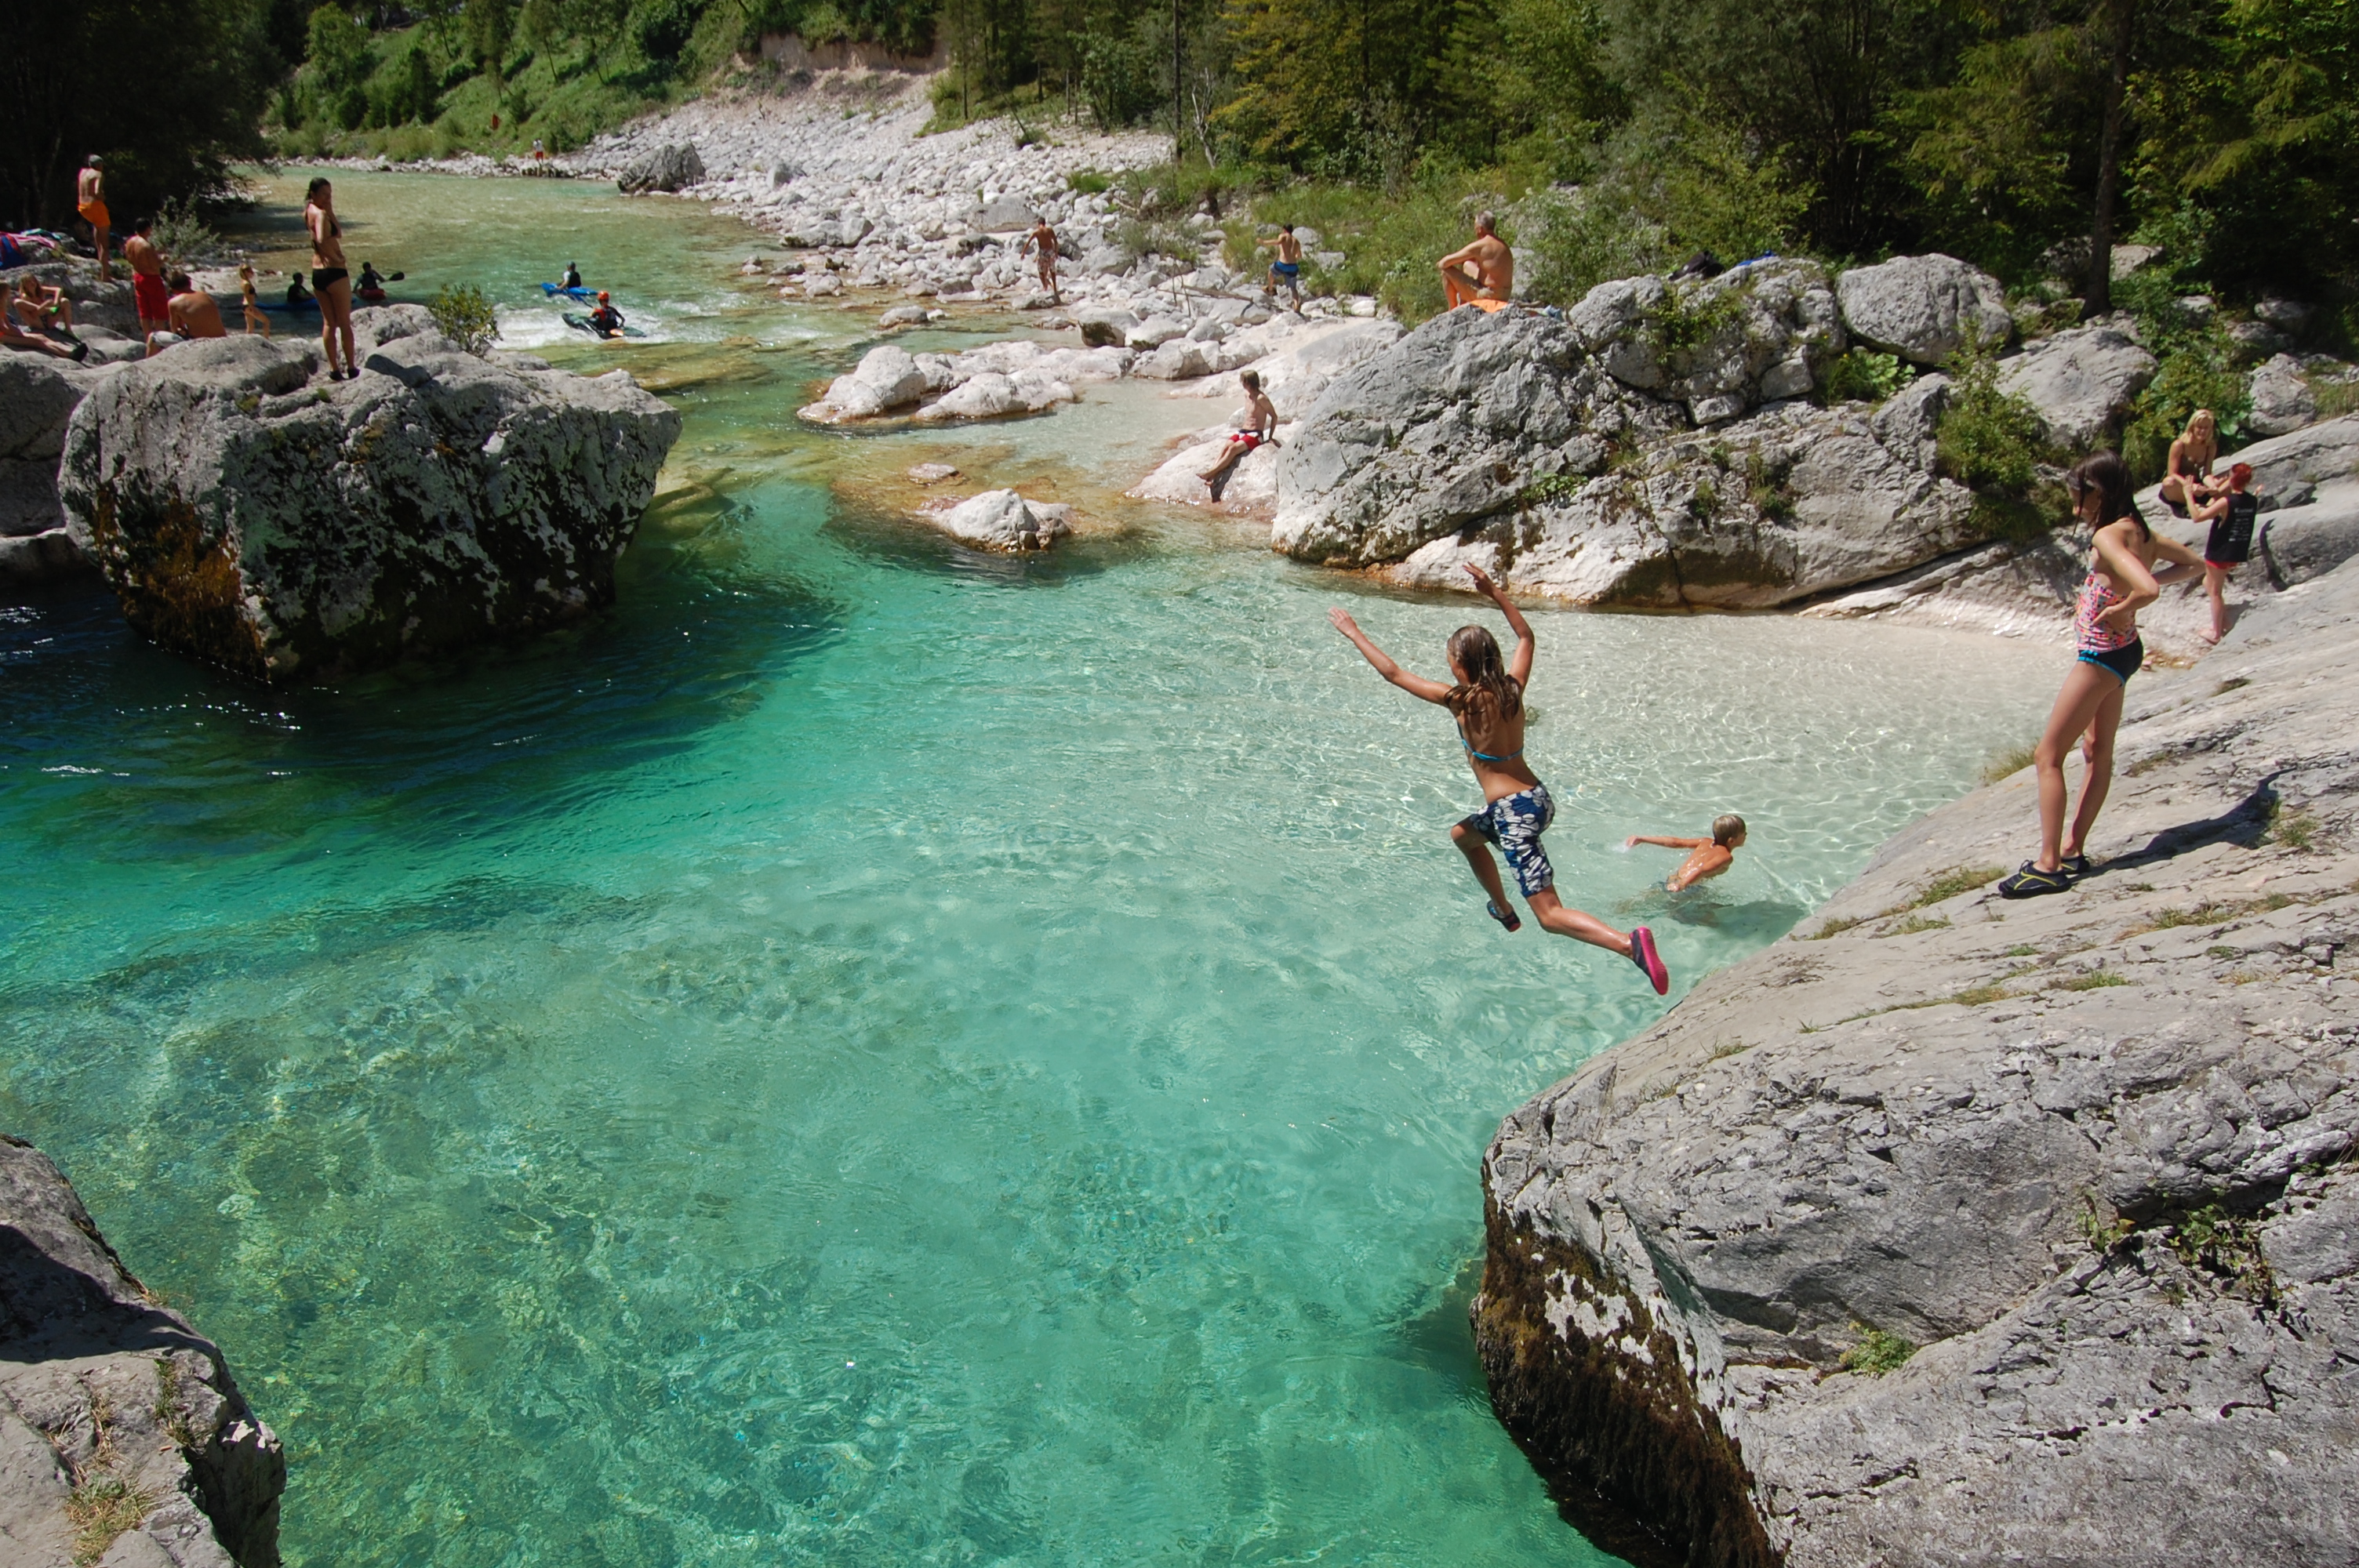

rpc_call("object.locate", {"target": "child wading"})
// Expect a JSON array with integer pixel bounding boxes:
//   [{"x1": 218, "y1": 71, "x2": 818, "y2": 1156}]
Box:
[{"x1": 1329, "y1": 567, "x2": 1671, "y2": 993}]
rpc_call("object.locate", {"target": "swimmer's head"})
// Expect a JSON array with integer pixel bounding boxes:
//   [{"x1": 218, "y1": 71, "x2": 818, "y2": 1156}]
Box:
[
  {"x1": 1445, "y1": 624, "x2": 1521, "y2": 722},
  {"x1": 1240, "y1": 368, "x2": 1260, "y2": 392},
  {"x1": 1712, "y1": 813, "x2": 1747, "y2": 847}
]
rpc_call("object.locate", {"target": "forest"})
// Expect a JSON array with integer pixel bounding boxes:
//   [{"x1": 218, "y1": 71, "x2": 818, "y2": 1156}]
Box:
[{"x1": 5, "y1": 0, "x2": 2357, "y2": 330}]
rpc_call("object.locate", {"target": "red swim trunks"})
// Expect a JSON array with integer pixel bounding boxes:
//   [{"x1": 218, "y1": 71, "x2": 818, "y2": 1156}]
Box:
[
  {"x1": 133, "y1": 271, "x2": 170, "y2": 322},
  {"x1": 1227, "y1": 430, "x2": 1262, "y2": 450}
]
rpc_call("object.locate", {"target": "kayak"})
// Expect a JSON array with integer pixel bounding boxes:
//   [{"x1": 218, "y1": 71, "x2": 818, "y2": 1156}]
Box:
[
  {"x1": 562, "y1": 311, "x2": 645, "y2": 339},
  {"x1": 542, "y1": 282, "x2": 595, "y2": 299},
  {"x1": 358, "y1": 287, "x2": 387, "y2": 303}
]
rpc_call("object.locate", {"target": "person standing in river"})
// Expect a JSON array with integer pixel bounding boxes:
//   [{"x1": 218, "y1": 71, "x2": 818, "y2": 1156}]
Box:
[
  {"x1": 1025, "y1": 218, "x2": 1060, "y2": 302},
  {"x1": 305, "y1": 178, "x2": 357, "y2": 379},
  {"x1": 1436, "y1": 212, "x2": 1512, "y2": 310},
  {"x1": 1328, "y1": 565, "x2": 1671, "y2": 993},
  {"x1": 1998, "y1": 453, "x2": 2203, "y2": 898},
  {"x1": 77, "y1": 156, "x2": 111, "y2": 281}
]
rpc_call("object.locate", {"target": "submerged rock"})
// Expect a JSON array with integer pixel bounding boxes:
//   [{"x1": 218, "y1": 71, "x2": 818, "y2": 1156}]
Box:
[
  {"x1": 0, "y1": 1134, "x2": 287, "y2": 1568},
  {"x1": 1478, "y1": 556, "x2": 2359, "y2": 1567},
  {"x1": 60, "y1": 307, "x2": 682, "y2": 681}
]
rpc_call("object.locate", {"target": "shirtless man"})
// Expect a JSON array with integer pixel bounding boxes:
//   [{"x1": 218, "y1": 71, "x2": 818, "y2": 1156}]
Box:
[
  {"x1": 77, "y1": 156, "x2": 111, "y2": 281},
  {"x1": 124, "y1": 219, "x2": 171, "y2": 343},
  {"x1": 162, "y1": 272, "x2": 227, "y2": 347},
  {"x1": 0, "y1": 283, "x2": 88, "y2": 360},
  {"x1": 1197, "y1": 368, "x2": 1278, "y2": 503},
  {"x1": 1437, "y1": 211, "x2": 1513, "y2": 310},
  {"x1": 1259, "y1": 225, "x2": 1303, "y2": 310},
  {"x1": 1626, "y1": 815, "x2": 1747, "y2": 891},
  {"x1": 1024, "y1": 219, "x2": 1060, "y2": 301}
]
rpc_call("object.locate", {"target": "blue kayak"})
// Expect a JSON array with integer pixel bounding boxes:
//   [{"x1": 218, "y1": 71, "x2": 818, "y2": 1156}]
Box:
[{"x1": 541, "y1": 282, "x2": 595, "y2": 299}]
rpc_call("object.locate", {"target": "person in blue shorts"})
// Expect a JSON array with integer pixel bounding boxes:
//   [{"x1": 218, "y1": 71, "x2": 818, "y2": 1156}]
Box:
[
  {"x1": 1260, "y1": 225, "x2": 1303, "y2": 309},
  {"x1": 1328, "y1": 564, "x2": 1670, "y2": 993}
]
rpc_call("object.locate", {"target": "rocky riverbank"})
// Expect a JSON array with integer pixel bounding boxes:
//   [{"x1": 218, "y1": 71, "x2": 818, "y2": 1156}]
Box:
[
  {"x1": 1475, "y1": 554, "x2": 2359, "y2": 1567},
  {"x1": 0, "y1": 1135, "x2": 285, "y2": 1568}
]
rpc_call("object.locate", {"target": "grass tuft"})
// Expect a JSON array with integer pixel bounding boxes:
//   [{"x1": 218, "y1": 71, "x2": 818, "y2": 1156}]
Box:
[
  {"x1": 1885, "y1": 915, "x2": 1951, "y2": 936},
  {"x1": 1979, "y1": 742, "x2": 2037, "y2": 785},
  {"x1": 2056, "y1": 971, "x2": 2129, "y2": 991},
  {"x1": 1839, "y1": 1327, "x2": 1917, "y2": 1376},
  {"x1": 1908, "y1": 866, "x2": 2006, "y2": 909}
]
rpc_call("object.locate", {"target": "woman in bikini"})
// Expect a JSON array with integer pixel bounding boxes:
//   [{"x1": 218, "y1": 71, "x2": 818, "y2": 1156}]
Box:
[
  {"x1": 2157, "y1": 408, "x2": 2220, "y2": 516},
  {"x1": 1998, "y1": 452, "x2": 2203, "y2": 898},
  {"x1": 1329, "y1": 564, "x2": 1671, "y2": 992},
  {"x1": 305, "y1": 178, "x2": 356, "y2": 379},
  {"x1": 238, "y1": 263, "x2": 270, "y2": 336}
]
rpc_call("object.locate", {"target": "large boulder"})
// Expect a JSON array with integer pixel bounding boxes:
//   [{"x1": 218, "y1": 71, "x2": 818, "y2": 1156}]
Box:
[
  {"x1": 924, "y1": 488, "x2": 1069, "y2": 551},
  {"x1": 1997, "y1": 324, "x2": 2157, "y2": 448},
  {"x1": 0, "y1": 1134, "x2": 286, "y2": 1568},
  {"x1": 616, "y1": 142, "x2": 705, "y2": 194},
  {"x1": 1128, "y1": 422, "x2": 1299, "y2": 511},
  {"x1": 798, "y1": 345, "x2": 932, "y2": 422},
  {"x1": 1567, "y1": 257, "x2": 1845, "y2": 423},
  {"x1": 1477, "y1": 557, "x2": 2359, "y2": 1568},
  {"x1": 0, "y1": 354, "x2": 107, "y2": 588},
  {"x1": 2248, "y1": 353, "x2": 2318, "y2": 437},
  {"x1": 1835, "y1": 253, "x2": 2012, "y2": 365},
  {"x1": 910, "y1": 368, "x2": 1074, "y2": 421},
  {"x1": 60, "y1": 310, "x2": 682, "y2": 681}
]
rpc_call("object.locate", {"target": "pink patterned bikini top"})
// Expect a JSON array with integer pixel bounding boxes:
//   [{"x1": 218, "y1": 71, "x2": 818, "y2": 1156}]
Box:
[{"x1": 2074, "y1": 572, "x2": 2139, "y2": 653}]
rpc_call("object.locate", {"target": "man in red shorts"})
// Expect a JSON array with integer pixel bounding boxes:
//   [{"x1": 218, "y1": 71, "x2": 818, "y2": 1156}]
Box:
[{"x1": 125, "y1": 219, "x2": 171, "y2": 343}]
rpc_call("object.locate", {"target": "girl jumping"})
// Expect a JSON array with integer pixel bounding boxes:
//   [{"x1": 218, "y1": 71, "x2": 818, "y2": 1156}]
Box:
[{"x1": 1329, "y1": 565, "x2": 1670, "y2": 993}]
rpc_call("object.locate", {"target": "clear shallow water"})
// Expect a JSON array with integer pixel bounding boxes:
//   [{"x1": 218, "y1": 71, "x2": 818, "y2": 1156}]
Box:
[{"x1": 3, "y1": 173, "x2": 2062, "y2": 1566}]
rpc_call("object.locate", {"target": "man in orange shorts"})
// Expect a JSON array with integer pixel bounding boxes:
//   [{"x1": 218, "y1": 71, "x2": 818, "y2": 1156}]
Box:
[
  {"x1": 1436, "y1": 211, "x2": 1513, "y2": 311},
  {"x1": 77, "y1": 155, "x2": 112, "y2": 281}
]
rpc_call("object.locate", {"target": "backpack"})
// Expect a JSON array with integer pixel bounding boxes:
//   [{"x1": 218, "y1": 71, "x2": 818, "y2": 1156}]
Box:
[{"x1": 2207, "y1": 492, "x2": 2259, "y2": 564}]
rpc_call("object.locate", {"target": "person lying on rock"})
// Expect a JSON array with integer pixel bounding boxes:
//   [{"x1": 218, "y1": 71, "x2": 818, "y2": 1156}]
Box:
[
  {"x1": 1626, "y1": 815, "x2": 1747, "y2": 891},
  {"x1": 1437, "y1": 211, "x2": 1512, "y2": 312},
  {"x1": 1198, "y1": 370, "x2": 1278, "y2": 502},
  {"x1": 2188, "y1": 461, "x2": 2259, "y2": 646},
  {"x1": 162, "y1": 272, "x2": 226, "y2": 348},
  {"x1": 1999, "y1": 452, "x2": 2203, "y2": 898},
  {"x1": 0, "y1": 282, "x2": 88, "y2": 360},
  {"x1": 1328, "y1": 564, "x2": 1670, "y2": 993}
]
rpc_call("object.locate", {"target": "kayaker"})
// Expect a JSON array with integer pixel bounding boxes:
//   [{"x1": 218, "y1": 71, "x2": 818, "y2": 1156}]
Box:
[
  {"x1": 587, "y1": 291, "x2": 625, "y2": 338},
  {"x1": 563, "y1": 262, "x2": 583, "y2": 291}
]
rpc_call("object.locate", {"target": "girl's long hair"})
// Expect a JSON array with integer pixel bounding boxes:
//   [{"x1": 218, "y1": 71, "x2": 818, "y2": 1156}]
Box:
[
  {"x1": 2067, "y1": 451, "x2": 2146, "y2": 540},
  {"x1": 1445, "y1": 624, "x2": 1522, "y2": 728},
  {"x1": 304, "y1": 177, "x2": 332, "y2": 207}
]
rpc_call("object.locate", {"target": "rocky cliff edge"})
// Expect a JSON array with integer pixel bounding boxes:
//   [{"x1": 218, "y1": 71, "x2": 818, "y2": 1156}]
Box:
[
  {"x1": 1478, "y1": 557, "x2": 2359, "y2": 1566},
  {"x1": 0, "y1": 1137, "x2": 284, "y2": 1567}
]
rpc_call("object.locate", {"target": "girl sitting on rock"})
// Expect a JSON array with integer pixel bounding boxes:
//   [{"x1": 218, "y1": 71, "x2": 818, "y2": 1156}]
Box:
[
  {"x1": 2000, "y1": 452, "x2": 2203, "y2": 897},
  {"x1": 1328, "y1": 565, "x2": 1670, "y2": 993}
]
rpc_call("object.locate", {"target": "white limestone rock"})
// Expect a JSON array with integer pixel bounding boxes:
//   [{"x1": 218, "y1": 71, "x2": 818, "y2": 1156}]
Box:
[
  {"x1": 1996, "y1": 325, "x2": 2157, "y2": 448},
  {"x1": 927, "y1": 488, "x2": 1069, "y2": 550},
  {"x1": 2248, "y1": 354, "x2": 2318, "y2": 437},
  {"x1": 1835, "y1": 253, "x2": 2013, "y2": 365}
]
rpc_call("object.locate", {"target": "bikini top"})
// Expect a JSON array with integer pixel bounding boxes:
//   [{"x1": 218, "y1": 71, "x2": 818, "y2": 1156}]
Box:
[{"x1": 1456, "y1": 719, "x2": 1522, "y2": 764}]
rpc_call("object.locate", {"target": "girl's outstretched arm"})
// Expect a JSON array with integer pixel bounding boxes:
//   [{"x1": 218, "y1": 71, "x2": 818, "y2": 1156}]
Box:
[
  {"x1": 1463, "y1": 564, "x2": 1534, "y2": 685},
  {"x1": 1625, "y1": 834, "x2": 1707, "y2": 849},
  {"x1": 1328, "y1": 607, "x2": 1452, "y2": 703}
]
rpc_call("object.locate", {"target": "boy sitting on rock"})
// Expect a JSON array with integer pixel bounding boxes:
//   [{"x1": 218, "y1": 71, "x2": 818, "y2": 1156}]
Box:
[{"x1": 1626, "y1": 814, "x2": 1747, "y2": 891}]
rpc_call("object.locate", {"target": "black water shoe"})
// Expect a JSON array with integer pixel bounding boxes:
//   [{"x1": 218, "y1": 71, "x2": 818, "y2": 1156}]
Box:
[{"x1": 1997, "y1": 861, "x2": 2071, "y2": 898}]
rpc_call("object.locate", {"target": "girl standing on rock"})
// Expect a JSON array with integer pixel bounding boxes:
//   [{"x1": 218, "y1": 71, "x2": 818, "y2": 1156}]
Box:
[
  {"x1": 305, "y1": 178, "x2": 356, "y2": 380},
  {"x1": 1328, "y1": 565, "x2": 1670, "y2": 993},
  {"x1": 1999, "y1": 452, "x2": 2203, "y2": 898}
]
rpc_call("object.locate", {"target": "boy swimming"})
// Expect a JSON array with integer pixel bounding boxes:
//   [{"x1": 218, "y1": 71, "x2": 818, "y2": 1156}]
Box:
[
  {"x1": 1626, "y1": 815, "x2": 1747, "y2": 891},
  {"x1": 1329, "y1": 565, "x2": 1670, "y2": 993}
]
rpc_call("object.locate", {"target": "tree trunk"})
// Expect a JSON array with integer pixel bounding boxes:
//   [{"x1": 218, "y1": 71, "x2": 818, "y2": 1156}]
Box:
[{"x1": 2085, "y1": 0, "x2": 2135, "y2": 315}]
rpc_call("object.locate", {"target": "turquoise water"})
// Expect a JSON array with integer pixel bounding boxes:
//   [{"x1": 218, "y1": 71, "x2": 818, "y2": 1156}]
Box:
[{"x1": 2, "y1": 173, "x2": 2060, "y2": 1566}]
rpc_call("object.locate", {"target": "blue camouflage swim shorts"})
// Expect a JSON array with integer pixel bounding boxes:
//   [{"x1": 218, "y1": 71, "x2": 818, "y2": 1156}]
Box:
[{"x1": 1459, "y1": 782, "x2": 1556, "y2": 897}]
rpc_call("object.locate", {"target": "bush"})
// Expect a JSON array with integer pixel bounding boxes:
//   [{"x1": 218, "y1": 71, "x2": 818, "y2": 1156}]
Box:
[
  {"x1": 1821, "y1": 347, "x2": 1911, "y2": 405},
  {"x1": 1936, "y1": 343, "x2": 2048, "y2": 495},
  {"x1": 429, "y1": 283, "x2": 499, "y2": 354}
]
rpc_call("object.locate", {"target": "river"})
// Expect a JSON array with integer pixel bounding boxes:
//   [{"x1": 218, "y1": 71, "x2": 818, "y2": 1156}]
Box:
[{"x1": 0, "y1": 170, "x2": 2062, "y2": 1566}]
